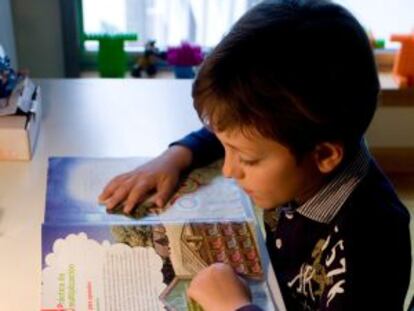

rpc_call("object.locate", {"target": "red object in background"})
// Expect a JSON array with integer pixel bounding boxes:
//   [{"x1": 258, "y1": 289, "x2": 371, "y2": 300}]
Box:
[{"x1": 391, "y1": 33, "x2": 414, "y2": 88}]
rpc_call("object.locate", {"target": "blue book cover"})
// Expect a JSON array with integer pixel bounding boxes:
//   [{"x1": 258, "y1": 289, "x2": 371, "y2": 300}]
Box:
[{"x1": 45, "y1": 157, "x2": 255, "y2": 225}]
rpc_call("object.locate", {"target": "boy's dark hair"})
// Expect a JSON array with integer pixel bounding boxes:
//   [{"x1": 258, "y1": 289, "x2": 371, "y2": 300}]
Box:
[{"x1": 192, "y1": 0, "x2": 379, "y2": 161}]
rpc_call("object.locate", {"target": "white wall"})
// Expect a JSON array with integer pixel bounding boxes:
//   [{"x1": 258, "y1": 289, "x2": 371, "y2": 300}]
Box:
[{"x1": 0, "y1": 0, "x2": 18, "y2": 68}]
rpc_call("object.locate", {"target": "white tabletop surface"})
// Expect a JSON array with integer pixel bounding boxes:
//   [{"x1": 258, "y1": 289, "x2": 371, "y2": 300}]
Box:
[{"x1": 0, "y1": 78, "x2": 202, "y2": 310}]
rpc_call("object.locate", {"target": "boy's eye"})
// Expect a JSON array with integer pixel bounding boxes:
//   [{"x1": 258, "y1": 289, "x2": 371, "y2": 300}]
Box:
[{"x1": 239, "y1": 157, "x2": 260, "y2": 166}]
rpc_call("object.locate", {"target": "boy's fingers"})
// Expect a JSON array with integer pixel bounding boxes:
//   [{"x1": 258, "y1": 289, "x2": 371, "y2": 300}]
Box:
[
  {"x1": 98, "y1": 190, "x2": 112, "y2": 203},
  {"x1": 154, "y1": 179, "x2": 176, "y2": 208},
  {"x1": 98, "y1": 174, "x2": 130, "y2": 202},
  {"x1": 98, "y1": 184, "x2": 114, "y2": 202},
  {"x1": 105, "y1": 185, "x2": 130, "y2": 210},
  {"x1": 124, "y1": 182, "x2": 153, "y2": 213}
]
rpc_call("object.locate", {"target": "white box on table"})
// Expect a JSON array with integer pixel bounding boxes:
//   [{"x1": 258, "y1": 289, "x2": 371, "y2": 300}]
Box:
[{"x1": 0, "y1": 85, "x2": 41, "y2": 160}]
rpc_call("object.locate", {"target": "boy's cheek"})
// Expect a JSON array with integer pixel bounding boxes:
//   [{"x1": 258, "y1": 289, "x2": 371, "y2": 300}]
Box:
[
  {"x1": 251, "y1": 185, "x2": 297, "y2": 209},
  {"x1": 250, "y1": 194, "x2": 281, "y2": 209}
]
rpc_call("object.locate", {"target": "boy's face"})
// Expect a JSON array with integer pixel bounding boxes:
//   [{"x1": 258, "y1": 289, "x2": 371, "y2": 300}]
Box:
[{"x1": 215, "y1": 129, "x2": 325, "y2": 209}]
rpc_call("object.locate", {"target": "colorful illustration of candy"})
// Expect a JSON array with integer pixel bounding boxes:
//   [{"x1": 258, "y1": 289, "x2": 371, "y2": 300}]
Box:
[
  {"x1": 210, "y1": 237, "x2": 224, "y2": 250},
  {"x1": 230, "y1": 250, "x2": 242, "y2": 263},
  {"x1": 236, "y1": 223, "x2": 248, "y2": 235},
  {"x1": 245, "y1": 249, "x2": 257, "y2": 260},
  {"x1": 235, "y1": 263, "x2": 247, "y2": 274},
  {"x1": 250, "y1": 261, "x2": 262, "y2": 274},
  {"x1": 242, "y1": 238, "x2": 252, "y2": 249},
  {"x1": 181, "y1": 219, "x2": 263, "y2": 280},
  {"x1": 221, "y1": 223, "x2": 234, "y2": 236},
  {"x1": 207, "y1": 223, "x2": 219, "y2": 236},
  {"x1": 214, "y1": 250, "x2": 227, "y2": 262},
  {"x1": 226, "y1": 237, "x2": 238, "y2": 249}
]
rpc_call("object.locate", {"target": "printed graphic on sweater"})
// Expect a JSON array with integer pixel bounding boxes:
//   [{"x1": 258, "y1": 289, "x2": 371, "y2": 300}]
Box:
[{"x1": 287, "y1": 226, "x2": 346, "y2": 310}]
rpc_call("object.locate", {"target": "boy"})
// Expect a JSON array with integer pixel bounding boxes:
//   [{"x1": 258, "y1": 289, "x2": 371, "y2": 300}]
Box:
[{"x1": 99, "y1": 0, "x2": 411, "y2": 310}]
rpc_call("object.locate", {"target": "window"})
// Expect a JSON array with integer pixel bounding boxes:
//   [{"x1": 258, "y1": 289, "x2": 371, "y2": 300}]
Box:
[
  {"x1": 82, "y1": 0, "x2": 261, "y2": 51},
  {"x1": 81, "y1": 0, "x2": 413, "y2": 52},
  {"x1": 72, "y1": 0, "x2": 413, "y2": 76}
]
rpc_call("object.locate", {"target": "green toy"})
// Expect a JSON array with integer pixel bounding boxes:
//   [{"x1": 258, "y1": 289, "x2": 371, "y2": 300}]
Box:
[{"x1": 84, "y1": 33, "x2": 138, "y2": 78}]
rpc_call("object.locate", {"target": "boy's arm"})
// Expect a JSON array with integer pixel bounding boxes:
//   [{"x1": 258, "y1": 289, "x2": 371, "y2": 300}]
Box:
[
  {"x1": 99, "y1": 127, "x2": 223, "y2": 212},
  {"x1": 171, "y1": 126, "x2": 224, "y2": 168}
]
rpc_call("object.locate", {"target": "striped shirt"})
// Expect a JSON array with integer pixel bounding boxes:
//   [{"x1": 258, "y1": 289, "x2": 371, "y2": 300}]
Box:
[{"x1": 294, "y1": 143, "x2": 370, "y2": 224}]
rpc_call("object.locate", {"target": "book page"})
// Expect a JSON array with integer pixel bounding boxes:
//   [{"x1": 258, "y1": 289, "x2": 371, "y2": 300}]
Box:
[
  {"x1": 42, "y1": 231, "x2": 166, "y2": 310},
  {"x1": 42, "y1": 221, "x2": 280, "y2": 311}
]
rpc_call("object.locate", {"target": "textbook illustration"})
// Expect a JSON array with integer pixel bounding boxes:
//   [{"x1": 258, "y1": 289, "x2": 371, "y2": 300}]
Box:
[{"x1": 41, "y1": 157, "x2": 286, "y2": 311}]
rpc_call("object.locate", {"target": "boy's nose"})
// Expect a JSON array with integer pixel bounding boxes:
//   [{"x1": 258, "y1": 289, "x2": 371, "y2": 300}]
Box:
[
  {"x1": 222, "y1": 159, "x2": 232, "y2": 178},
  {"x1": 222, "y1": 155, "x2": 244, "y2": 180}
]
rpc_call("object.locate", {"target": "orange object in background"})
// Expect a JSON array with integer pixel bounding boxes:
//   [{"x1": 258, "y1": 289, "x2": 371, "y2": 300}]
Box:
[{"x1": 391, "y1": 33, "x2": 414, "y2": 88}]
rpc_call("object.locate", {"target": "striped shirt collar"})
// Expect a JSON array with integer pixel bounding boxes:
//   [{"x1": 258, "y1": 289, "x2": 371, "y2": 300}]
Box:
[{"x1": 290, "y1": 142, "x2": 371, "y2": 224}]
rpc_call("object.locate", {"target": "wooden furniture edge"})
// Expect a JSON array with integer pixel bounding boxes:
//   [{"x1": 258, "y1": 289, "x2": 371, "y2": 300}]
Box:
[{"x1": 370, "y1": 147, "x2": 414, "y2": 173}]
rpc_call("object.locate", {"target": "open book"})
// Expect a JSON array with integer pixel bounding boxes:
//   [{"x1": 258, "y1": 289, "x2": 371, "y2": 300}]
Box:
[{"x1": 41, "y1": 157, "x2": 286, "y2": 311}]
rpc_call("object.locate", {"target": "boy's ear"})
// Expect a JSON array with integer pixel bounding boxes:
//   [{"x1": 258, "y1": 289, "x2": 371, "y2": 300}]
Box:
[{"x1": 313, "y1": 142, "x2": 344, "y2": 174}]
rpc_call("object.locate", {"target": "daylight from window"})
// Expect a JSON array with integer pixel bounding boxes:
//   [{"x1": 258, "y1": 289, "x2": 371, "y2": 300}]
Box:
[
  {"x1": 336, "y1": 0, "x2": 414, "y2": 48},
  {"x1": 82, "y1": 0, "x2": 414, "y2": 51},
  {"x1": 82, "y1": 0, "x2": 258, "y2": 50}
]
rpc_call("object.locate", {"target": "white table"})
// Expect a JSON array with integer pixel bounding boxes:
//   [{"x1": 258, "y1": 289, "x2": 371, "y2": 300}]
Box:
[{"x1": 0, "y1": 79, "x2": 202, "y2": 310}]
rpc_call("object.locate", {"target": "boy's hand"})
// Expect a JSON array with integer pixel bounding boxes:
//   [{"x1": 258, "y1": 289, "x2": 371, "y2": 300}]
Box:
[
  {"x1": 187, "y1": 263, "x2": 252, "y2": 311},
  {"x1": 98, "y1": 146, "x2": 192, "y2": 214}
]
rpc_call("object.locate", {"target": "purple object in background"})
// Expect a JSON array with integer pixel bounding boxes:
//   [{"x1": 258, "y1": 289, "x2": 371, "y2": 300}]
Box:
[{"x1": 166, "y1": 42, "x2": 203, "y2": 66}]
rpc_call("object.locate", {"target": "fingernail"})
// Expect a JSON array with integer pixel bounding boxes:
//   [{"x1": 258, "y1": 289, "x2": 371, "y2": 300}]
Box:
[
  {"x1": 156, "y1": 198, "x2": 163, "y2": 208},
  {"x1": 106, "y1": 200, "x2": 115, "y2": 210}
]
